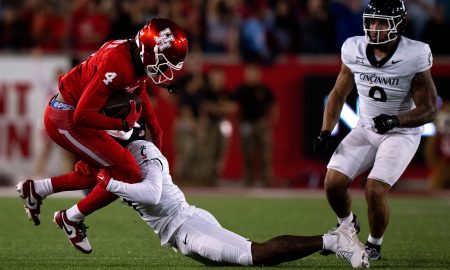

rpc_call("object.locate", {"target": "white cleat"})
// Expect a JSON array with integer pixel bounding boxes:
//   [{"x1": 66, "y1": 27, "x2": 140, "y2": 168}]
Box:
[
  {"x1": 53, "y1": 210, "x2": 92, "y2": 254},
  {"x1": 16, "y1": 180, "x2": 42, "y2": 225},
  {"x1": 335, "y1": 223, "x2": 370, "y2": 268}
]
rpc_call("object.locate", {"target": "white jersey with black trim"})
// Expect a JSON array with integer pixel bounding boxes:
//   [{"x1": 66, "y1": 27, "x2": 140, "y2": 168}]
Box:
[
  {"x1": 106, "y1": 140, "x2": 195, "y2": 246},
  {"x1": 341, "y1": 36, "x2": 433, "y2": 134}
]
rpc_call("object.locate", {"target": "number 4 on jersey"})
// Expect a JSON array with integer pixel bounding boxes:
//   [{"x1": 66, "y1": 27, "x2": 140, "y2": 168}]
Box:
[{"x1": 103, "y1": 72, "x2": 117, "y2": 85}]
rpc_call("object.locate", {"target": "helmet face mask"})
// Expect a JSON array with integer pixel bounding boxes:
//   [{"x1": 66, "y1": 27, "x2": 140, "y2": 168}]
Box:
[
  {"x1": 363, "y1": 0, "x2": 407, "y2": 45},
  {"x1": 135, "y1": 18, "x2": 188, "y2": 84},
  {"x1": 146, "y1": 49, "x2": 183, "y2": 84},
  {"x1": 363, "y1": 15, "x2": 401, "y2": 45}
]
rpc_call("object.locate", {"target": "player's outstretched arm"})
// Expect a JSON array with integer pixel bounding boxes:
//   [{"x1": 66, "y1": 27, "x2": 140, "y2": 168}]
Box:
[
  {"x1": 97, "y1": 163, "x2": 163, "y2": 205},
  {"x1": 397, "y1": 69, "x2": 437, "y2": 127}
]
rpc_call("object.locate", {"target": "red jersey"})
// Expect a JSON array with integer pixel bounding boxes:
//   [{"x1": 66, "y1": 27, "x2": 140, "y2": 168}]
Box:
[{"x1": 58, "y1": 39, "x2": 160, "y2": 132}]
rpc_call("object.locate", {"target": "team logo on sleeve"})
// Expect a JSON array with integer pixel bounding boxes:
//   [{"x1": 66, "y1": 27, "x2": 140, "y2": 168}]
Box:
[
  {"x1": 140, "y1": 145, "x2": 148, "y2": 160},
  {"x1": 155, "y1": 28, "x2": 174, "y2": 51}
]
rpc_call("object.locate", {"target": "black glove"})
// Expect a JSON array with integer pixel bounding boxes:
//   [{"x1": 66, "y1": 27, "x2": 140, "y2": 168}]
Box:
[
  {"x1": 314, "y1": 130, "x2": 332, "y2": 153},
  {"x1": 373, "y1": 114, "x2": 399, "y2": 134}
]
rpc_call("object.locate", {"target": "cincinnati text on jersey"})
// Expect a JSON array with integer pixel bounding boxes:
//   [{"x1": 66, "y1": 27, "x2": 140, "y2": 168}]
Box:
[{"x1": 359, "y1": 73, "x2": 400, "y2": 86}]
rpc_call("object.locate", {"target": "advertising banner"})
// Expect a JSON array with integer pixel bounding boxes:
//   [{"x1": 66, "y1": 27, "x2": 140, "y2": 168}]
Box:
[{"x1": 0, "y1": 55, "x2": 70, "y2": 185}]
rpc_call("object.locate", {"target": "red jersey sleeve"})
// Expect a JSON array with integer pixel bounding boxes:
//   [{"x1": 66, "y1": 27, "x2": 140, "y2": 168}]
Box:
[{"x1": 73, "y1": 43, "x2": 133, "y2": 130}]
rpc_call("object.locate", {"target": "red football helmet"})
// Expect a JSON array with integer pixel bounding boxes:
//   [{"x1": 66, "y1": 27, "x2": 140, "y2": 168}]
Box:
[{"x1": 135, "y1": 18, "x2": 188, "y2": 84}]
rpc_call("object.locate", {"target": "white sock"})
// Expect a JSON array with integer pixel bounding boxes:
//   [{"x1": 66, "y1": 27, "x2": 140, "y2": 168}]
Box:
[
  {"x1": 34, "y1": 178, "x2": 53, "y2": 198},
  {"x1": 322, "y1": 234, "x2": 339, "y2": 252},
  {"x1": 65, "y1": 205, "x2": 85, "y2": 223},
  {"x1": 338, "y1": 212, "x2": 353, "y2": 225},
  {"x1": 368, "y1": 234, "x2": 383, "y2": 245}
]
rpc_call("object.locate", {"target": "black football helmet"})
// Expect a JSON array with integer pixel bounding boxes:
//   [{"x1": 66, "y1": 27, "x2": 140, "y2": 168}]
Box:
[{"x1": 363, "y1": 0, "x2": 407, "y2": 45}]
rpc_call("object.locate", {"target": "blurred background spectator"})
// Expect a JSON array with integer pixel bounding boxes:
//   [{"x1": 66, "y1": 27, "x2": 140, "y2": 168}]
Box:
[
  {"x1": 422, "y1": 0, "x2": 450, "y2": 54},
  {"x1": 173, "y1": 55, "x2": 205, "y2": 185},
  {"x1": 230, "y1": 64, "x2": 277, "y2": 187},
  {"x1": 1, "y1": 0, "x2": 450, "y2": 56},
  {"x1": 424, "y1": 101, "x2": 450, "y2": 189},
  {"x1": 202, "y1": 0, "x2": 239, "y2": 55},
  {"x1": 298, "y1": 0, "x2": 335, "y2": 54},
  {"x1": 194, "y1": 67, "x2": 234, "y2": 186},
  {"x1": 329, "y1": 0, "x2": 365, "y2": 50},
  {"x1": 70, "y1": 0, "x2": 112, "y2": 64},
  {"x1": 404, "y1": 0, "x2": 437, "y2": 41}
]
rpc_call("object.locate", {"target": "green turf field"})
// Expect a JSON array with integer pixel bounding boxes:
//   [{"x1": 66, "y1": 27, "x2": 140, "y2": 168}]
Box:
[{"x1": 1, "y1": 195, "x2": 449, "y2": 269}]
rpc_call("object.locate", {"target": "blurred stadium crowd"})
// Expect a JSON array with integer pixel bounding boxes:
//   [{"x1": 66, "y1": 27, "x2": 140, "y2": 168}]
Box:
[
  {"x1": 1, "y1": 0, "x2": 449, "y2": 190},
  {"x1": 1, "y1": 0, "x2": 450, "y2": 64}
]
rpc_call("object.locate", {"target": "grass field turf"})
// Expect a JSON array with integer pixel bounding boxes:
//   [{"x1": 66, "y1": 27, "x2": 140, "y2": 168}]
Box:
[{"x1": 1, "y1": 194, "x2": 449, "y2": 269}]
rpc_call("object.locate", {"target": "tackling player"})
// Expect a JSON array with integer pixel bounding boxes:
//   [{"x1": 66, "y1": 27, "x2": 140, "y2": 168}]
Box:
[
  {"x1": 85, "y1": 125, "x2": 370, "y2": 268},
  {"x1": 314, "y1": 0, "x2": 437, "y2": 261},
  {"x1": 16, "y1": 18, "x2": 188, "y2": 254}
]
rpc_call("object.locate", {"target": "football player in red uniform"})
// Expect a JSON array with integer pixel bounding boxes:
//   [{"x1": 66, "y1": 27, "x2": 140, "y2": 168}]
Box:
[{"x1": 16, "y1": 18, "x2": 188, "y2": 254}]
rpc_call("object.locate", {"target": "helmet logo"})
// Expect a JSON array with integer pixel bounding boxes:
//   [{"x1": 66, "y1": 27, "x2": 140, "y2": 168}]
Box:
[{"x1": 155, "y1": 28, "x2": 174, "y2": 51}]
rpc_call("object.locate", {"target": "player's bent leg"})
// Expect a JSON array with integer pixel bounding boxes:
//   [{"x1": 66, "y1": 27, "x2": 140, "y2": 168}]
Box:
[
  {"x1": 321, "y1": 169, "x2": 359, "y2": 256},
  {"x1": 45, "y1": 110, "x2": 143, "y2": 185},
  {"x1": 51, "y1": 171, "x2": 97, "y2": 193},
  {"x1": 16, "y1": 180, "x2": 42, "y2": 226},
  {"x1": 46, "y1": 120, "x2": 141, "y2": 215},
  {"x1": 107, "y1": 161, "x2": 142, "y2": 184},
  {"x1": 365, "y1": 179, "x2": 390, "y2": 237},
  {"x1": 364, "y1": 178, "x2": 391, "y2": 260},
  {"x1": 324, "y1": 169, "x2": 353, "y2": 219},
  {"x1": 174, "y1": 217, "x2": 252, "y2": 266},
  {"x1": 53, "y1": 210, "x2": 91, "y2": 254},
  {"x1": 76, "y1": 185, "x2": 118, "y2": 216}
]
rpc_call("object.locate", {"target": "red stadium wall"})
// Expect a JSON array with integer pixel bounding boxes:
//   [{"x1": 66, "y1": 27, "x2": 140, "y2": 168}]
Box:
[{"x1": 153, "y1": 57, "x2": 450, "y2": 187}]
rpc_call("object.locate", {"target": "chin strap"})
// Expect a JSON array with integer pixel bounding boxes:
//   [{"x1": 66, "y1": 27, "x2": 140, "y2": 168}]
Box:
[{"x1": 157, "y1": 83, "x2": 180, "y2": 94}]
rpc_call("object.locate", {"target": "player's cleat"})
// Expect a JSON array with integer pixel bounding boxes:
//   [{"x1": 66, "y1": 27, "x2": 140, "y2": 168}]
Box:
[
  {"x1": 53, "y1": 210, "x2": 92, "y2": 254},
  {"x1": 349, "y1": 214, "x2": 361, "y2": 234},
  {"x1": 320, "y1": 214, "x2": 361, "y2": 256},
  {"x1": 365, "y1": 241, "x2": 381, "y2": 261},
  {"x1": 335, "y1": 214, "x2": 361, "y2": 234},
  {"x1": 335, "y1": 224, "x2": 370, "y2": 268},
  {"x1": 16, "y1": 180, "x2": 42, "y2": 226}
]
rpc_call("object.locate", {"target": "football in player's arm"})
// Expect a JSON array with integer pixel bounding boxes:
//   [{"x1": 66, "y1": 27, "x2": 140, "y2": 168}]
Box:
[{"x1": 314, "y1": 0, "x2": 437, "y2": 262}]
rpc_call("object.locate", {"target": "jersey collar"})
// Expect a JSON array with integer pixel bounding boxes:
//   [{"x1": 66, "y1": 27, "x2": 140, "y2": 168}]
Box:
[{"x1": 366, "y1": 36, "x2": 401, "y2": 68}]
